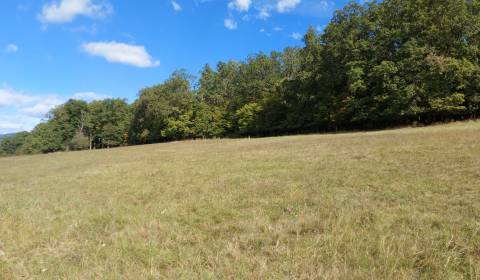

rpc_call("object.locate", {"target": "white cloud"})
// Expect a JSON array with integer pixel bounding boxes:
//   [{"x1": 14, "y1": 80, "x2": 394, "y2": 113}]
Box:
[
  {"x1": 171, "y1": 1, "x2": 182, "y2": 12},
  {"x1": 0, "y1": 118, "x2": 25, "y2": 132},
  {"x1": 274, "y1": 27, "x2": 283, "y2": 32},
  {"x1": 72, "y1": 92, "x2": 110, "y2": 102},
  {"x1": 277, "y1": 0, "x2": 301, "y2": 13},
  {"x1": 228, "y1": 0, "x2": 251, "y2": 12},
  {"x1": 81, "y1": 41, "x2": 160, "y2": 68},
  {"x1": 5, "y1": 44, "x2": 18, "y2": 53},
  {"x1": 70, "y1": 24, "x2": 98, "y2": 35},
  {"x1": 290, "y1": 32, "x2": 302, "y2": 40},
  {"x1": 0, "y1": 87, "x2": 62, "y2": 118},
  {"x1": 38, "y1": 0, "x2": 112, "y2": 24},
  {"x1": 0, "y1": 115, "x2": 41, "y2": 134},
  {"x1": 20, "y1": 96, "x2": 63, "y2": 117},
  {"x1": 0, "y1": 88, "x2": 34, "y2": 108},
  {"x1": 224, "y1": 18, "x2": 238, "y2": 30},
  {"x1": 257, "y1": 7, "x2": 271, "y2": 19},
  {"x1": 0, "y1": 86, "x2": 113, "y2": 133}
]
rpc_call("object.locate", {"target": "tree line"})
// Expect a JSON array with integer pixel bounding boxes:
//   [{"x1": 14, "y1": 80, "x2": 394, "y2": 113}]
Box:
[{"x1": 2, "y1": 0, "x2": 480, "y2": 156}]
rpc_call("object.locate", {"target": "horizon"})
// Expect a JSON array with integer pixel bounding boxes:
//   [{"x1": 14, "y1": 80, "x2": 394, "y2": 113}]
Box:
[{"x1": 0, "y1": 0, "x2": 359, "y2": 134}]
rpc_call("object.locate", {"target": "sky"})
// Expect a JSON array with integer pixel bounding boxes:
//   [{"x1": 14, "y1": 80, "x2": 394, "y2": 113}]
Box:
[{"x1": 0, "y1": 0, "x2": 359, "y2": 134}]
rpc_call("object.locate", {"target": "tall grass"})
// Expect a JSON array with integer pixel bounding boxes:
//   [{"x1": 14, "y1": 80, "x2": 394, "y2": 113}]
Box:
[{"x1": 0, "y1": 121, "x2": 479, "y2": 279}]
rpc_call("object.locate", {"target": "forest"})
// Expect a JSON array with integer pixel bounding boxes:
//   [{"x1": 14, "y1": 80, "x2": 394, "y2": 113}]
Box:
[{"x1": 2, "y1": 0, "x2": 480, "y2": 156}]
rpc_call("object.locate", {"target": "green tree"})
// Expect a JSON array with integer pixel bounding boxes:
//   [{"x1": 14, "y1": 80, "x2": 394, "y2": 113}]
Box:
[
  {"x1": 0, "y1": 132, "x2": 30, "y2": 156},
  {"x1": 130, "y1": 70, "x2": 196, "y2": 143},
  {"x1": 23, "y1": 122, "x2": 65, "y2": 154},
  {"x1": 89, "y1": 99, "x2": 132, "y2": 148},
  {"x1": 49, "y1": 99, "x2": 90, "y2": 149}
]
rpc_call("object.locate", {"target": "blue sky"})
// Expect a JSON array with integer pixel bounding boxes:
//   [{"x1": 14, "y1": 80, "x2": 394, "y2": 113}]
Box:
[{"x1": 0, "y1": 0, "x2": 357, "y2": 134}]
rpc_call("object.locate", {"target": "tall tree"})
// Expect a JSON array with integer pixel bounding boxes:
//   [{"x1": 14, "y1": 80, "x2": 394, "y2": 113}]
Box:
[
  {"x1": 89, "y1": 99, "x2": 132, "y2": 148},
  {"x1": 130, "y1": 70, "x2": 196, "y2": 143}
]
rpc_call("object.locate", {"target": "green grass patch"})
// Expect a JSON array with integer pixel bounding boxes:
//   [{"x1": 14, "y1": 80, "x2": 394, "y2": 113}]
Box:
[{"x1": 1, "y1": 121, "x2": 479, "y2": 279}]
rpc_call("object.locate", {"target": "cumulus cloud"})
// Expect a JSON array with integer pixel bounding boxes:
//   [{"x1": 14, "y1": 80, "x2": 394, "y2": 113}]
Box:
[
  {"x1": 228, "y1": 0, "x2": 251, "y2": 12},
  {"x1": 38, "y1": 0, "x2": 112, "y2": 24},
  {"x1": 20, "y1": 96, "x2": 64, "y2": 117},
  {"x1": 0, "y1": 115, "x2": 41, "y2": 134},
  {"x1": 0, "y1": 86, "x2": 112, "y2": 133},
  {"x1": 224, "y1": 18, "x2": 238, "y2": 30},
  {"x1": 81, "y1": 41, "x2": 160, "y2": 68},
  {"x1": 0, "y1": 87, "x2": 62, "y2": 119},
  {"x1": 277, "y1": 0, "x2": 301, "y2": 13},
  {"x1": 5, "y1": 44, "x2": 18, "y2": 53},
  {"x1": 171, "y1": 1, "x2": 182, "y2": 12},
  {"x1": 0, "y1": 88, "x2": 35, "y2": 108}
]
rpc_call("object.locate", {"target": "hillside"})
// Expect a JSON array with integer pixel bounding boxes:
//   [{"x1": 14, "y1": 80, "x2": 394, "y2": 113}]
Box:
[
  {"x1": 0, "y1": 121, "x2": 479, "y2": 279},
  {"x1": 0, "y1": 133, "x2": 15, "y2": 141}
]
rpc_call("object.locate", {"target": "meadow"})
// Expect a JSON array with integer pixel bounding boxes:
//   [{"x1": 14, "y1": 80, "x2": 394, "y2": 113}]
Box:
[{"x1": 0, "y1": 121, "x2": 479, "y2": 279}]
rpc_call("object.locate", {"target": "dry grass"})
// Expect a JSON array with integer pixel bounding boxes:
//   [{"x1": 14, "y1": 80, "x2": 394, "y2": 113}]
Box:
[{"x1": 1, "y1": 121, "x2": 480, "y2": 279}]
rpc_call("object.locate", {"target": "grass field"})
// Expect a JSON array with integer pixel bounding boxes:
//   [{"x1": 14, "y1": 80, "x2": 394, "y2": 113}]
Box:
[{"x1": 0, "y1": 121, "x2": 479, "y2": 279}]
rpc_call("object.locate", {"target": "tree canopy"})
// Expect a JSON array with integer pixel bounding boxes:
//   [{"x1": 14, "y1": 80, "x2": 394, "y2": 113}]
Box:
[{"x1": 2, "y1": 0, "x2": 479, "y2": 156}]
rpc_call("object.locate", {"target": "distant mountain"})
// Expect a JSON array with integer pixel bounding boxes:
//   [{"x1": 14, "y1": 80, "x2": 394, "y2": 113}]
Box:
[{"x1": 0, "y1": 133, "x2": 16, "y2": 141}]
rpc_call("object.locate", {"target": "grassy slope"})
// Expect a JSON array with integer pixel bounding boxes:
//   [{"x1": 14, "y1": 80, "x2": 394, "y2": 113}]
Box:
[{"x1": 0, "y1": 122, "x2": 479, "y2": 279}]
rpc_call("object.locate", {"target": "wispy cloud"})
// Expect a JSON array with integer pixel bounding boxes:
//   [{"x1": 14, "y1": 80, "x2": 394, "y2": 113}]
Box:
[
  {"x1": 81, "y1": 41, "x2": 160, "y2": 68},
  {"x1": 228, "y1": 0, "x2": 252, "y2": 12},
  {"x1": 290, "y1": 32, "x2": 302, "y2": 40},
  {"x1": 297, "y1": 0, "x2": 335, "y2": 17},
  {"x1": 0, "y1": 86, "x2": 111, "y2": 133},
  {"x1": 20, "y1": 96, "x2": 64, "y2": 118},
  {"x1": 257, "y1": 7, "x2": 271, "y2": 19},
  {"x1": 0, "y1": 115, "x2": 42, "y2": 134},
  {"x1": 69, "y1": 24, "x2": 98, "y2": 35},
  {"x1": 224, "y1": 18, "x2": 238, "y2": 30},
  {"x1": 0, "y1": 88, "x2": 35, "y2": 108},
  {"x1": 0, "y1": 87, "x2": 62, "y2": 118},
  {"x1": 4, "y1": 44, "x2": 18, "y2": 53},
  {"x1": 72, "y1": 92, "x2": 110, "y2": 102},
  {"x1": 38, "y1": 0, "x2": 112, "y2": 24},
  {"x1": 171, "y1": 1, "x2": 182, "y2": 12},
  {"x1": 277, "y1": 0, "x2": 301, "y2": 13}
]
